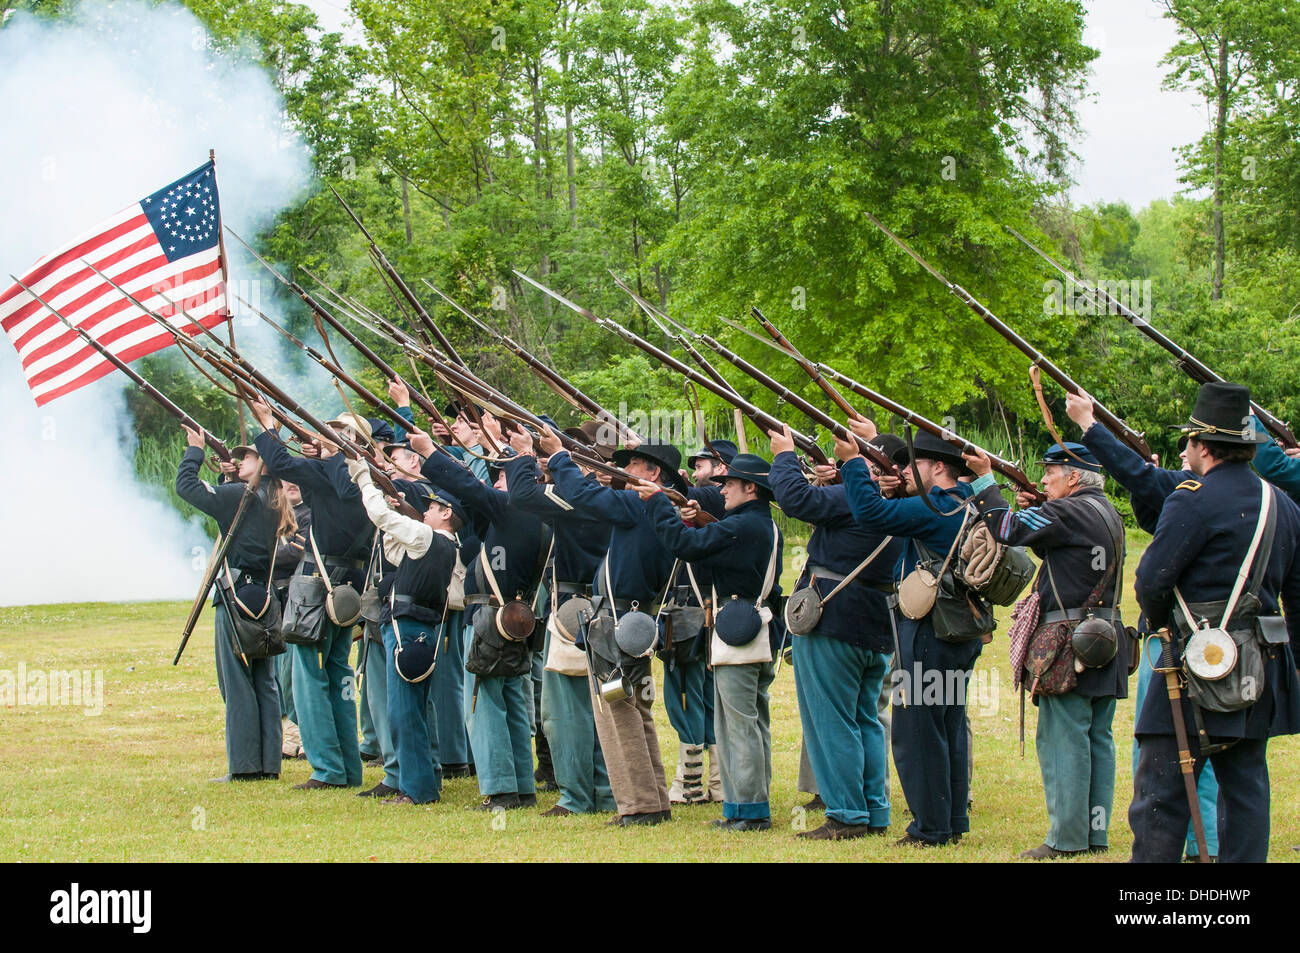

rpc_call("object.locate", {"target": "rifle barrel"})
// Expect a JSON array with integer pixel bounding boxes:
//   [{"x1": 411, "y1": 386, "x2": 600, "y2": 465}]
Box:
[
  {"x1": 1006, "y1": 225, "x2": 1298, "y2": 449},
  {"x1": 863, "y1": 212, "x2": 1153, "y2": 459},
  {"x1": 515, "y1": 271, "x2": 833, "y2": 467},
  {"x1": 11, "y1": 276, "x2": 232, "y2": 462}
]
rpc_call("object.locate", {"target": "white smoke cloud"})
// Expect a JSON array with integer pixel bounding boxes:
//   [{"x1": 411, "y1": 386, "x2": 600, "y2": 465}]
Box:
[{"x1": 0, "y1": 0, "x2": 315, "y2": 606}]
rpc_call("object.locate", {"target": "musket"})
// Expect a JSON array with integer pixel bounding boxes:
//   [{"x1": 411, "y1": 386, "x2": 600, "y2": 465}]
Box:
[
  {"x1": 84, "y1": 267, "x2": 426, "y2": 517},
  {"x1": 610, "y1": 287, "x2": 894, "y2": 474},
  {"x1": 608, "y1": 273, "x2": 761, "y2": 457},
  {"x1": 360, "y1": 324, "x2": 717, "y2": 520},
  {"x1": 1007, "y1": 225, "x2": 1298, "y2": 449},
  {"x1": 78, "y1": 261, "x2": 326, "y2": 448},
  {"x1": 10, "y1": 276, "x2": 232, "y2": 462},
  {"x1": 514, "y1": 270, "x2": 836, "y2": 468},
  {"x1": 748, "y1": 306, "x2": 869, "y2": 422},
  {"x1": 327, "y1": 185, "x2": 467, "y2": 368},
  {"x1": 863, "y1": 212, "x2": 1153, "y2": 460},
  {"x1": 235, "y1": 292, "x2": 432, "y2": 442},
  {"x1": 225, "y1": 229, "x2": 458, "y2": 433},
  {"x1": 792, "y1": 356, "x2": 1043, "y2": 500},
  {"x1": 609, "y1": 273, "x2": 741, "y2": 398},
  {"x1": 695, "y1": 322, "x2": 902, "y2": 477},
  {"x1": 421, "y1": 279, "x2": 640, "y2": 444},
  {"x1": 290, "y1": 272, "x2": 706, "y2": 514}
]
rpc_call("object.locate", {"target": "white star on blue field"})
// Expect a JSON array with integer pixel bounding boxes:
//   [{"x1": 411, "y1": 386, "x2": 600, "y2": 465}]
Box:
[{"x1": 141, "y1": 162, "x2": 221, "y2": 263}]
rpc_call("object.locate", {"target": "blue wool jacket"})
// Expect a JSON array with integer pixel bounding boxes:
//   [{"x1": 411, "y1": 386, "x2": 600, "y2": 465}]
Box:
[
  {"x1": 1135, "y1": 461, "x2": 1300, "y2": 739},
  {"x1": 503, "y1": 453, "x2": 607, "y2": 587},
  {"x1": 546, "y1": 449, "x2": 676, "y2": 606},
  {"x1": 769, "y1": 450, "x2": 900, "y2": 653},
  {"x1": 421, "y1": 451, "x2": 546, "y2": 602}
]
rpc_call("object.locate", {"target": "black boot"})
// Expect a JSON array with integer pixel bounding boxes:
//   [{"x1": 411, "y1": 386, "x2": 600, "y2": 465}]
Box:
[{"x1": 534, "y1": 728, "x2": 558, "y2": 791}]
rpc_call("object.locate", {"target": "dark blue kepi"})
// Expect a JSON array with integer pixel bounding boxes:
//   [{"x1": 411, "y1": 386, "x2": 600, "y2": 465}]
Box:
[{"x1": 1040, "y1": 442, "x2": 1102, "y2": 473}]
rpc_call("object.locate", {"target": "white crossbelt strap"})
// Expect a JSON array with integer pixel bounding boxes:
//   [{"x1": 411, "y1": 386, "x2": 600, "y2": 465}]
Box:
[{"x1": 1174, "y1": 480, "x2": 1272, "y2": 630}]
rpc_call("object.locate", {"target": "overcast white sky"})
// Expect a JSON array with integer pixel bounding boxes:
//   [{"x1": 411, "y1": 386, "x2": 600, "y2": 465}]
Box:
[{"x1": 305, "y1": 0, "x2": 1208, "y2": 212}]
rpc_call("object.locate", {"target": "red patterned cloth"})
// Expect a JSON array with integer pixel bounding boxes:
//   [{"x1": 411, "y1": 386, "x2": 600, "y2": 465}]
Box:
[{"x1": 1007, "y1": 590, "x2": 1041, "y2": 689}]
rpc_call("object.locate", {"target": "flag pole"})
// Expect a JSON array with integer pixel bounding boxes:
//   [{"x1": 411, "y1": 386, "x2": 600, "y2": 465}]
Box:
[{"x1": 210, "y1": 148, "x2": 248, "y2": 446}]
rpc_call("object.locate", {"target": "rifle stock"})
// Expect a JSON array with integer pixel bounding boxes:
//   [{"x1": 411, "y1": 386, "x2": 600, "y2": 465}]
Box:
[{"x1": 814, "y1": 363, "x2": 1043, "y2": 501}]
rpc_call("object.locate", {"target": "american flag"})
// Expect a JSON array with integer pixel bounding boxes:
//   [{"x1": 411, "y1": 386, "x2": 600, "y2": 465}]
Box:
[{"x1": 0, "y1": 160, "x2": 228, "y2": 406}]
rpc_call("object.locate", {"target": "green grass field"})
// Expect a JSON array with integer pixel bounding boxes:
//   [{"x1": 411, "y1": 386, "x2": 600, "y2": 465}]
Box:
[{"x1": 1, "y1": 535, "x2": 1297, "y2": 862}]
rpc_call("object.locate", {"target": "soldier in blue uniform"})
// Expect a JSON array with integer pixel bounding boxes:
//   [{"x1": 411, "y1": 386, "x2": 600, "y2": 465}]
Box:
[
  {"x1": 536, "y1": 427, "x2": 679, "y2": 825},
  {"x1": 636, "y1": 453, "x2": 784, "y2": 831},
  {"x1": 1123, "y1": 383, "x2": 1300, "y2": 862},
  {"x1": 1066, "y1": 391, "x2": 1227, "y2": 858},
  {"x1": 768, "y1": 426, "x2": 902, "y2": 839},
  {"x1": 348, "y1": 457, "x2": 463, "y2": 804},
  {"x1": 412, "y1": 427, "x2": 547, "y2": 810},
  {"x1": 385, "y1": 381, "x2": 477, "y2": 778},
  {"x1": 834, "y1": 421, "x2": 981, "y2": 847},
  {"x1": 250, "y1": 402, "x2": 372, "y2": 790},
  {"x1": 177, "y1": 430, "x2": 288, "y2": 781},
  {"x1": 663, "y1": 438, "x2": 738, "y2": 805},
  {"x1": 505, "y1": 426, "x2": 616, "y2": 816},
  {"x1": 963, "y1": 441, "x2": 1128, "y2": 858}
]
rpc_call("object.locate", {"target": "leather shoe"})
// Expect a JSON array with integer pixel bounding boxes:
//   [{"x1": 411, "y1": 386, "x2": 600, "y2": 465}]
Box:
[
  {"x1": 802, "y1": 794, "x2": 825, "y2": 811},
  {"x1": 541, "y1": 805, "x2": 574, "y2": 818},
  {"x1": 895, "y1": 832, "x2": 947, "y2": 848},
  {"x1": 616, "y1": 811, "x2": 669, "y2": 826},
  {"x1": 716, "y1": 817, "x2": 771, "y2": 832},
  {"x1": 357, "y1": 782, "x2": 399, "y2": 798},
  {"x1": 470, "y1": 793, "x2": 521, "y2": 811},
  {"x1": 209, "y1": 772, "x2": 263, "y2": 783},
  {"x1": 1019, "y1": 843, "x2": 1083, "y2": 860},
  {"x1": 518, "y1": 793, "x2": 538, "y2": 808},
  {"x1": 293, "y1": 778, "x2": 345, "y2": 790},
  {"x1": 798, "y1": 818, "x2": 871, "y2": 840},
  {"x1": 382, "y1": 794, "x2": 417, "y2": 806},
  {"x1": 442, "y1": 762, "x2": 472, "y2": 778}
]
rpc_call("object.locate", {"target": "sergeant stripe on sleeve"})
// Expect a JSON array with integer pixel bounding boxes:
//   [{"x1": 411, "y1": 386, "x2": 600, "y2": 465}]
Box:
[{"x1": 1007, "y1": 507, "x2": 1052, "y2": 533}]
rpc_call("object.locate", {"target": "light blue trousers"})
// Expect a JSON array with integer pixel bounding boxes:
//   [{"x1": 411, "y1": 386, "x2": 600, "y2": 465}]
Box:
[
  {"x1": 381, "y1": 619, "x2": 442, "y2": 803},
  {"x1": 663, "y1": 656, "x2": 715, "y2": 746},
  {"x1": 360, "y1": 632, "x2": 398, "y2": 789},
  {"x1": 431, "y1": 611, "x2": 470, "y2": 766},
  {"x1": 462, "y1": 623, "x2": 535, "y2": 797},
  {"x1": 1037, "y1": 692, "x2": 1116, "y2": 852},
  {"x1": 793, "y1": 633, "x2": 891, "y2": 827},
  {"x1": 540, "y1": 632, "x2": 615, "y2": 813},
  {"x1": 291, "y1": 620, "x2": 363, "y2": 786},
  {"x1": 714, "y1": 661, "x2": 775, "y2": 820}
]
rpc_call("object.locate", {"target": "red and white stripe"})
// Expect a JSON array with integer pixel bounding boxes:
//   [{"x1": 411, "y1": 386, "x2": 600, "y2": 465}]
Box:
[{"x1": 0, "y1": 202, "x2": 227, "y2": 406}]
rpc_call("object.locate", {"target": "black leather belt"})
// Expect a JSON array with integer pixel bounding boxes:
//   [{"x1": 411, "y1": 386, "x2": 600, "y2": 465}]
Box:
[
  {"x1": 464, "y1": 594, "x2": 499, "y2": 607},
  {"x1": 555, "y1": 582, "x2": 593, "y2": 597},
  {"x1": 301, "y1": 556, "x2": 366, "y2": 576},
  {"x1": 1040, "y1": 607, "x2": 1121, "y2": 625},
  {"x1": 807, "y1": 564, "x2": 894, "y2": 593}
]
